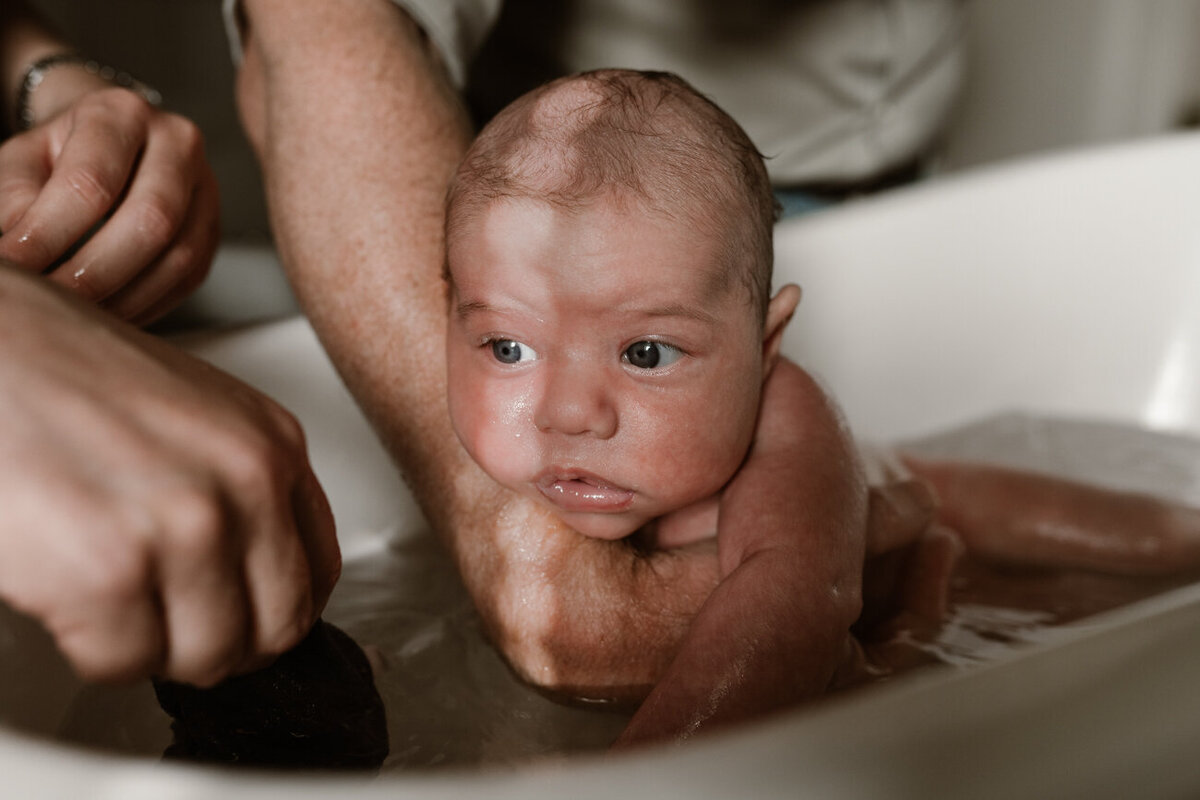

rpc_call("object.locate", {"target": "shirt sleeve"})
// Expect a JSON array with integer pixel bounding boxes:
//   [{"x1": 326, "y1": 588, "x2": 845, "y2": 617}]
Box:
[
  {"x1": 389, "y1": 0, "x2": 502, "y2": 87},
  {"x1": 222, "y1": 0, "x2": 501, "y2": 88}
]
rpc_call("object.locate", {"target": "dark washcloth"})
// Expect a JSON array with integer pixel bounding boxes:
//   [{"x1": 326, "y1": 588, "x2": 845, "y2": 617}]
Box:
[{"x1": 153, "y1": 620, "x2": 388, "y2": 770}]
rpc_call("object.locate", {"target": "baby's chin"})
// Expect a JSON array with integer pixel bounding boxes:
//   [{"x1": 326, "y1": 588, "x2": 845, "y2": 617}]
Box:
[{"x1": 546, "y1": 505, "x2": 645, "y2": 541}]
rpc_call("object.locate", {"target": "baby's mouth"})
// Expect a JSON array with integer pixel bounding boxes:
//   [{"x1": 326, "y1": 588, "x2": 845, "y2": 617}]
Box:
[{"x1": 536, "y1": 470, "x2": 634, "y2": 513}]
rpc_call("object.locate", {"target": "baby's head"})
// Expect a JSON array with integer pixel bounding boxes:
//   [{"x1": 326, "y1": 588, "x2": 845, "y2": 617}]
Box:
[{"x1": 444, "y1": 69, "x2": 800, "y2": 539}]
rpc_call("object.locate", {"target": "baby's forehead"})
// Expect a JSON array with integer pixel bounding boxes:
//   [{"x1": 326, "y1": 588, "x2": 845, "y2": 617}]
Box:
[{"x1": 449, "y1": 194, "x2": 757, "y2": 323}]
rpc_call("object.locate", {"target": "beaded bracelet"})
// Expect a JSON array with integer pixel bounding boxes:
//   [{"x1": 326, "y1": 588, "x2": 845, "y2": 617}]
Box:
[{"x1": 14, "y1": 53, "x2": 163, "y2": 132}]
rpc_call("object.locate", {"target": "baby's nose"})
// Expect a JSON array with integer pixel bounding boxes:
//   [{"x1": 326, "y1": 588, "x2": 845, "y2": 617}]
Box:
[{"x1": 533, "y1": 362, "x2": 618, "y2": 439}]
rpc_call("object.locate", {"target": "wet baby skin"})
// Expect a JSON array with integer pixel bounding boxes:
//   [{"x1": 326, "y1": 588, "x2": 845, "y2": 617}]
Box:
[{"x1": 445, "y1": 192, "x2": 800, "y2": 545}]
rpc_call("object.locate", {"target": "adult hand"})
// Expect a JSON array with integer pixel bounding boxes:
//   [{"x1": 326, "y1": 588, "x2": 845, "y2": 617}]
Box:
[
  {"x1": 0, "y1": 87, "x2": 219, "y2": 325},
  {"x1": 0, "y1": 265, "x2": 339, "y2": 685}
]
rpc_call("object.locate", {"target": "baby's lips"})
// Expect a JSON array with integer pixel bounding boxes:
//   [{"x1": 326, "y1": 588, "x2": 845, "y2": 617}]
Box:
[{"x1": 536, "y1": 470, "x2": 634, "y2": 513}]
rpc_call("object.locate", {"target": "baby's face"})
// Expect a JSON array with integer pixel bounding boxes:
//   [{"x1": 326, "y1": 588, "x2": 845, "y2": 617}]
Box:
[{"x1": 445, "y1": 195, "x2": 768, "y2": 540}]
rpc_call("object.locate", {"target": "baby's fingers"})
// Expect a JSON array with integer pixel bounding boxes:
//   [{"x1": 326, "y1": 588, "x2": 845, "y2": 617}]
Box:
[{"x1": 864, "y1": 478, "x2": 938, "y2": 557}]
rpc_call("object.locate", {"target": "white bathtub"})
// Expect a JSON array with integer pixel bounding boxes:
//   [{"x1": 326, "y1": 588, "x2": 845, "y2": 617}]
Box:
[{"x1": 4, "y1": 132, "x2": 1200, "y2": 799}]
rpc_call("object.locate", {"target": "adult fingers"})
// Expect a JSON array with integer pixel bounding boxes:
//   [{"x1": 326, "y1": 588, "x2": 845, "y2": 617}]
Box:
[
  {"x1": 104, "y1": 164, "x2": 220, "y2": 324},
  {"x1": 0, "y1": 133, "x2": 51, "y2": 241},
  {"x1": 294, "y1": 467, "x2": 341, "y2": 615},
  {"x1": 3, "y1": 488, "x2": 169, "y2": 683},
  {"x1": 50, "y1": 111, "x2": 210, "y2": 305},
  {"x1": 48, "y1": 566, "x2": 168, "y2": 683},
  {"x1": 151, "y1": 478, "x2": 254, "y2": 687},
  {"x1": 234, "y1": 473, "x2": 316, "y2": 671},
  {"x1": 222, "y1": 415, "x2": 338, "y2": 675},
  {"x1": 0, "y1": 92, "x2": 147, "y2": 274}
]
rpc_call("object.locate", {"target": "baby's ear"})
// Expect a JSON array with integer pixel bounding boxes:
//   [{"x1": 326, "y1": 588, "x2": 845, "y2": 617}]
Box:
[{"x1": 761, "y1": 283, "x2": 801, "y2": 375}]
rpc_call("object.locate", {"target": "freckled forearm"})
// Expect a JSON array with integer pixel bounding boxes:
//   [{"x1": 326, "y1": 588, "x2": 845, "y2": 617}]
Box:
[
  {"x1": 235, "y1": 0, "x2": 719, "y2": 703},
  {"x1": 236, "y1": 0, "x2": 470, "y2": 481},
  {"x1": 453, "y1": 493, "x2": 720, "y2": 702}
]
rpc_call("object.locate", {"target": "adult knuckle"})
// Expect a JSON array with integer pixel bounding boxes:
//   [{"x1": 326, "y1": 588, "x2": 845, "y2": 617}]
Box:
[
  {"x1": 0, "y1": 172, "x2": 36, "y2": 215},
  {"x1": 164, "y1": 113, "x2": 205, "y2": 153},
  {"x1": 268, "y1": 405, "x2": 308, "y2": 452},
  {"x1": 98, "y1": 87, "x2": 151, "y2": 122},
  {"x1": 220, "y1": 433, "x2": 288, "y2": 497},
  {"x1": 164, "y1": 237, "x2": 214, "y2": 287},
  {"x1": 159, "y1": 483, "x2": 228, "y2": 554},
  {"x1": 258, "y1": 610, "x2": 310, "y2": 659},
  {"x1": 130, "y1": 194, "x2": 183, "y2": 248},
  {"x1": 78, "y1": 538, "x2": 155, "y2": 607},
  {"x1": 63, "y1": 163, "x2": 119, "y2": 214},
  {"x1": 135, "y1": 191, "x2": 183, "y2": 245}
]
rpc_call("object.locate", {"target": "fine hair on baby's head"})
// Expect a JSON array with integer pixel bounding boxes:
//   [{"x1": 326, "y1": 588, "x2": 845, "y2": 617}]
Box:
[{"x1": 446, "y1": 68, "x2": 778, "y2": 319}]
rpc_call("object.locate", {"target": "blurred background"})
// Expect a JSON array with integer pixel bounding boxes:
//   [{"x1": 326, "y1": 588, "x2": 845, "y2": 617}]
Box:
[{"x1": 20, "y1": 0, "x2": 1200, "y2": 324}]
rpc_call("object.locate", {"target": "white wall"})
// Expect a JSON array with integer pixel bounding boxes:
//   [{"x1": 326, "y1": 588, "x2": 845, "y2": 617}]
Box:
[{"x1": 943, "y1": 0, "x2": 1200, "y2": 170}]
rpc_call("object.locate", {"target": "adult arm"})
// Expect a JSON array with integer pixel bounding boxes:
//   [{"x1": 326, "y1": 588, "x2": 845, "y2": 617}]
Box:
[
  {"x1": 0, "y1": 262, "x2": 339, "y2": 684},
  {"x1": 235, "y1": 0, "x2": 936, "y2": 723},
  {"x1": 0, "y1": 1, "x2": 218, "y2": 324},
  {"x1": 235, "y1": 0, "x2": 725, "y2": 700}
]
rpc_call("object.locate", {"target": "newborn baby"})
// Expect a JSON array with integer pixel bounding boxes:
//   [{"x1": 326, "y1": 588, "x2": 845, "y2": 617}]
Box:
[
  {"x1": 444, "y1": 68, "x2": 804, "y2": 550},
  {"x1": 440, "y1": 68, "x2": 1200, "y2": 733}
]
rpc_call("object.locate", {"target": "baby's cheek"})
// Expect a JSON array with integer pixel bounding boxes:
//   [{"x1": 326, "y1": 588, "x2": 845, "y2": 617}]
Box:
[
  {"x1": 449, "y1": 368, "x2": 531, "y2": 468},
  {"x1": 471, "y1": 414, "x2": 538, "y2": 490}
]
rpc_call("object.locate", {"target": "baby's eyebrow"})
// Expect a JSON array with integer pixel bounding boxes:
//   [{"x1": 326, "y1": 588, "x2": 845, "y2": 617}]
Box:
[
  {"x1": 454, "y1": 299, "x2": 492, "y2": 319},
  {"x1": 633, "y1": 303, "x2": 719, "y2": 325}
]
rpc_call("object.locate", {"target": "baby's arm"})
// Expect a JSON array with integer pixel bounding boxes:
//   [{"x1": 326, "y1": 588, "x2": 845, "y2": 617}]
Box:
[
  {"x1": 904, "y1": 457, "x2": 1200, "y2": 576},
  {"x1": 616, "y1": 358, "x2": 869, "y2": 745}
]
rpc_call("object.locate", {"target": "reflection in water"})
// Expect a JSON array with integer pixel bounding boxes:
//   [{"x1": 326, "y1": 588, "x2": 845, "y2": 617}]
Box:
[{"x1": 35, "y1": 413, "x2": 1200, "y2": 770}]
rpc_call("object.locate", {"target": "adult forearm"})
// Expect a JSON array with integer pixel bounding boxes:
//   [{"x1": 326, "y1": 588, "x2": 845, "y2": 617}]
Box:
[
  {"x1": 237, "y1": 0, "x2": 468, "y2": 465},
  {"x1": 235, "y1": 0, "x2": 716, "y2": 699}
]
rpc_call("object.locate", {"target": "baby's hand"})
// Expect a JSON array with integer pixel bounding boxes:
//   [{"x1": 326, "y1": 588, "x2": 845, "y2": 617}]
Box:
[{"x1": 640, "y1": 497, "x2": 719, "y2": 550}]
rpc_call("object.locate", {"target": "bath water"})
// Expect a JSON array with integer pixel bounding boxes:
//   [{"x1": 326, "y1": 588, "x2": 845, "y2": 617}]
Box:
[{"x1": 14, "y1": 413, "x2": 1200, "y2": 770}]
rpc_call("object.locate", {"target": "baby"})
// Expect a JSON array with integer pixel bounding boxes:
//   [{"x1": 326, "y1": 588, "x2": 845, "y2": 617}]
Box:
[
  {"x1": 440, "y1": 68, "x2": 1200, "y2": 724},
  {"x1": 443, "y1": 68, "x2": 802, "y2": 551}
]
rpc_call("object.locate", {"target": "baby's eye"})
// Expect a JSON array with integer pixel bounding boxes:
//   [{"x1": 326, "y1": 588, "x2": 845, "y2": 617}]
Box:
[
  {"x1": 623, "y1": 341, "x2": 683, "y2": 370},
  {"x1": 491, "y1": 339, "x2": 538, "y2": 364}
]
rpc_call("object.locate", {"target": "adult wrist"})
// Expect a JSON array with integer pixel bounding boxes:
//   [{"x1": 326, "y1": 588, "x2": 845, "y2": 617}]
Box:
[{"x1": 13, "y1": 53, "x2": 162, "y2": 131}]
